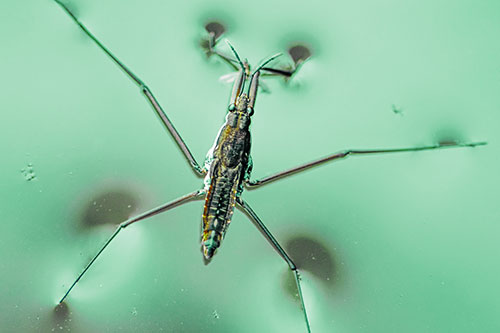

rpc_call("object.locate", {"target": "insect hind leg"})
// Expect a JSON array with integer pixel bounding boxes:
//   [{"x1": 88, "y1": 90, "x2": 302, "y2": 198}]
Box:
[
  {"x1": 236, "y1": 198, "x2": 311, "y2": 332},
  {"x1": 53, "y1": 0, "x2": 205, "y2": 176},
  {"x1": 58, "y1": 190, "x2": 204, "y2": 304}
]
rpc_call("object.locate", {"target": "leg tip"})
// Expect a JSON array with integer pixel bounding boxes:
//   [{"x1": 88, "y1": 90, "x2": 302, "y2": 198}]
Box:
[{"x1": 53, "y1": 301, "x2": 69, "y2": 315}]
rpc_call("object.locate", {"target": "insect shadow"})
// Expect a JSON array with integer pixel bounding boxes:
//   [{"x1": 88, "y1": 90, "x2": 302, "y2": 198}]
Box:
[
  {"x1": 53, "y1": 1, "x2": 486, "y2": 332},
  {"x1": 79, "y1": 188, "x2": 139, "y2": 229},
  {"x1": 49, "y1": 302, "x2": 73, "y2": 332},
  {"x1": 285, "y1": 235, "x2": 336, "y2": 287},
  {"x1": 281, "y1": 234, "x2": 339, "y2": 304}
]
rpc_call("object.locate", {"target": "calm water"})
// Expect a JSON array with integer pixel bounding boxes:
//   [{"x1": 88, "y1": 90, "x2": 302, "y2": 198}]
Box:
[{"x1": 1, "y1": 0, "x2": 499, "y2": 331}]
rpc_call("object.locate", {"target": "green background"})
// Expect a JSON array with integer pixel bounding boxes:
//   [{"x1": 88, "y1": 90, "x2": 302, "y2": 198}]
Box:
[{"x1": 1, "y1": 0, "x2": 498, "y2": 332}]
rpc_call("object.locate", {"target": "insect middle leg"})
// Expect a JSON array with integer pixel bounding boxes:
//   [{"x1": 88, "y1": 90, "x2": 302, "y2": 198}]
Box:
[
  {"x1": 246, "y1": 141, "x2": 487, "y2": 188},
  {"x1": 54, "y1": 0, "x2": 205, "y2": 176},
  {"x1": 59, "y1": 190, "x2": 205, "y2": 304},
  {"x1": 236, "y1": 198, "x2": 311, "y2": 333}
]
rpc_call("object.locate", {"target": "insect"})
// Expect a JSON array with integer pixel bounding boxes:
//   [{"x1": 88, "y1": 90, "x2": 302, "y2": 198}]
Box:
[{"x1": 54, "y1": 1, "x2": 486, "y2": 332}]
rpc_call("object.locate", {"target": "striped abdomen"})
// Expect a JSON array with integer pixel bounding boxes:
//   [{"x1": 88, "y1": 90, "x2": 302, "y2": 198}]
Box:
[{"x1": 201, "y1": 164, "x2": 241, "y2": 260}]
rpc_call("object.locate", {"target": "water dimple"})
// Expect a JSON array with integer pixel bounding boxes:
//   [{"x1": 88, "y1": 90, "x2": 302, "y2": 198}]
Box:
[
  {"x1": 21, "y1": 163, "x2": 36, "y2": 181},
  {"x1": 285, "y1": 235, "x2": 336, "y2": 286},
  {"x1": 204, "y1": 21, "x2": 225, "y2": 40},
  {"x1": 438, "y1": 139, "x2": 458, "y2": 146},
  {"x1": 287, "y1": 44, "x2": 312, "y2": 66},
  {"x1": 392, "y1": 104, "x2": 404, "y2": 116},
  {"x1": 80, "y1": 189, "x2": 139, "y2": 228},
  {"x1": 52, "y1": 302, "x2": 71, "y2": 332},
  {"x1": 200, "y1": 20, "x2": 226, "y2": 57}
]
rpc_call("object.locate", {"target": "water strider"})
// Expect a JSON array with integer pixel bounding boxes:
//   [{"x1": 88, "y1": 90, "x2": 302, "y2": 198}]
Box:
[{"x1": 54, "y1": 1, "x2": 486, "y2": 331}]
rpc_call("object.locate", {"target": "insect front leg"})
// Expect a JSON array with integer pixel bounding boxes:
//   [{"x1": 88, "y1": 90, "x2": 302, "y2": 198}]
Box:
[
  {"x1": 260, "y1": 44, "x2": 312, "y2": 79},
  {"x1": 59, "y1": 190, "x2": 205, "y2": 304},
  {"x1": 203, "y1": 34, "x2": 309, "y2": 80},
  {"x1": 246, "y1": 141, "x2": 487, "y2": 188},
  {"x1": 53, "y1": 0, "x2": 205, "y2": 176},
  {"x1": 236, "y1": 198, "x2": 311, "y2": 333},
  {"x1": 202, "y1": 33, "x2": 240, "y2": 71}
]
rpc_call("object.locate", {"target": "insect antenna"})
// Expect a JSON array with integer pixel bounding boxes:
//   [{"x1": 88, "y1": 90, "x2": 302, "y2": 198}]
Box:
[
  {"x1": 225, "y1": 40, "x2": 249, "y2": 108},
  {"x1": 247, "y1": 53, "x2": 282, "y2": 100},
  {"x1": 225, "y1": 40, "x2": 246, "y2": 71},
  {"x1": 252, "y1": 53, "x2": 282, "y2": 75}
]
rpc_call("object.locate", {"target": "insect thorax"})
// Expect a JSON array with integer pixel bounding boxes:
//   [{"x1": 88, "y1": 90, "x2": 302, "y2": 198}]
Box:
[{"x1": 201, "y1": 111, "x2": 253, "y2": 259}]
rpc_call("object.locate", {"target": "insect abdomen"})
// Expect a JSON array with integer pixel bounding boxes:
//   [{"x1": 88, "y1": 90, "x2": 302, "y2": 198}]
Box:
[{"x1": 201, "y1": 168, "x2": 240, "y2": 260}]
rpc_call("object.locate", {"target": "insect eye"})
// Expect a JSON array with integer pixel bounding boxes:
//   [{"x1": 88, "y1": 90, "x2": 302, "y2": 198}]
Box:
[
  {"x1": 228, "y1": 104, "x2": 236, "y2": 112},
  {"x1": 247, "y1": 107, "x2": 254, "y2": 116}
]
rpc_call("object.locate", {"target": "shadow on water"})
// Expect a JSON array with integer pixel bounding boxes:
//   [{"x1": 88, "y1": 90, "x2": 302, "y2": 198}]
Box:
[
  {"x1": 282, "y1": 234, "x2": 338, "y2": 301},
  {"x1": 287, "y1": 44, "x2": 312, "y2": 66},
  {"x1": 49, "y1": 302, "x2": 73, "y2": 332},
  {"x1": 205, "y1": 21, "x2": 226, "y2": 40},
  {"x1": 198, "y1": 9, "x2": 233, "y2": 55},
  {"x1": 433, "y1": 128, "x2": 473, "y2": 147},
  {"x1": 79, "y1": 188, "x2": 140, "y2": 229},
  {"x1": 199, "y1": 20, "x2": 227, "y2": 57}
]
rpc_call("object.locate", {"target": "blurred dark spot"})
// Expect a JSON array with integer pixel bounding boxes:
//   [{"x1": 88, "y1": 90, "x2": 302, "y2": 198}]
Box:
[
  {"x1": 282, "y1": 235, "x2": 336, "y2": 299},
  {"x1": 80, "y1": 189, "x2": 139, "y2": 228},
  {"x1": 433, "y1": 128, "x2": 465, "y2": 147},
  {"x1": 438, "y1": 139, "x2": 458, "y2": 146},
  {"x1": 282, "y1": 272, "x2": 302, "y2": 304},
  {"x1": 391, "y1": 104, "x2": 404, "y2": 115},
  {"x1": 200, "y1": 21, "x2": 226, "y2": 56},
  {"x1": 286, "y1": 236, "x2": 335, "y2": 283},
  {"x1": 287, "y1": 44, "x2": 312, "y2": 66},
  {"x1": 51, "y1": 302, "x2": 72, "y2": 331},
  {"x1": 53, "y1": 302, "x2": 69, "y2": 320},
  {"x1": 204, "y1": 21, "x2": 226, "y2": 40}
]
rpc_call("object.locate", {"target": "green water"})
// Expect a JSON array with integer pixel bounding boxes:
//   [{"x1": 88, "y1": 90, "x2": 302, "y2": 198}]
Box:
[{"x1": 1, "y1": 0, "x2": 499, "y2": 332}]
